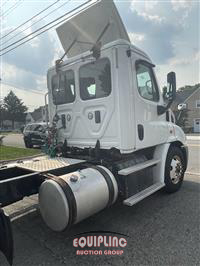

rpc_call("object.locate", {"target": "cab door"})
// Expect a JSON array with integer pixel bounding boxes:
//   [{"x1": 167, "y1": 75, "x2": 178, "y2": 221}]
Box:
[
  {"x1": 54, "y1": 56, "x2": 117, "y2": 149},
  {"x1": 132, "y1": 59, "x2": 168, "y2": 150}
]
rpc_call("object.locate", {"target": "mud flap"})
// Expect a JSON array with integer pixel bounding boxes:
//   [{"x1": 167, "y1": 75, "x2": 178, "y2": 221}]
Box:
[{"x1": 0, "y1": 208, "x2": 13, "y2": 265}]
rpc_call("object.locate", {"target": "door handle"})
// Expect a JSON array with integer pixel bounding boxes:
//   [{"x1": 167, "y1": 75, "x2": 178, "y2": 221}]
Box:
[
  {"x1": 61, "y1": 114, "x2": 66, "y2": 129},
  {"x1": 138, "y1": 124, "x2": 144, "y2": 141},
  {"x1": 95, "y1": 111, "x2": 101, "y2": 124}
]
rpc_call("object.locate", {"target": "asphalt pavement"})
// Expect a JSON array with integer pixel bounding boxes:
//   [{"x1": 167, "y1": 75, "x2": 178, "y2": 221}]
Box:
[
  {"x1": 1, "y1": 134, "x2": 25, "y2": 148},
  {"x1": 0, "y1": 136, "x2": 199, "y2": 266}
]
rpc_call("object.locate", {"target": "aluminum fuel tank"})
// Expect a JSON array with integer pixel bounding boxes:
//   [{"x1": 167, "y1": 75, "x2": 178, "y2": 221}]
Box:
[{"x1": 39, "y1": 166, "x2": 118, "y2": 232}]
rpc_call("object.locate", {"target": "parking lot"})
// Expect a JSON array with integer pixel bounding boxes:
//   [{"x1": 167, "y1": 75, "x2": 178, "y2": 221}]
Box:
[{"x1": 0, "y1": 137, "x2": 199, "y2": 266}]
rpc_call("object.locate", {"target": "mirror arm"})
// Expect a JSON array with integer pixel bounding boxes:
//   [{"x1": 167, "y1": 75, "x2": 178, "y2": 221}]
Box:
[{"x1": 157, "y1": 100, "x2": 173, "y2": 115}]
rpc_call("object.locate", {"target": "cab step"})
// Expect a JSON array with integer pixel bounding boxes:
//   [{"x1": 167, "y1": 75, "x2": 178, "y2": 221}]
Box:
[
  {"x1": 118, "y1": 159, "x2": 160, "y2": 176},
  {"x1": 123, "y1": 182, "x2": 165, "y2": 206}
]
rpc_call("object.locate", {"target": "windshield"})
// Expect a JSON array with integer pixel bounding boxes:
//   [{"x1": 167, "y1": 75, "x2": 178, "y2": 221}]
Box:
[{"x1": 52, "y1": 70, "x2": 75, "y2": 105}]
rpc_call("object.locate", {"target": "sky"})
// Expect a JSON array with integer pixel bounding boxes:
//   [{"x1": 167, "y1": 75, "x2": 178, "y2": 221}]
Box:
[{"x1": 0, "y1": 0, "x2": 199, "y2": 111}]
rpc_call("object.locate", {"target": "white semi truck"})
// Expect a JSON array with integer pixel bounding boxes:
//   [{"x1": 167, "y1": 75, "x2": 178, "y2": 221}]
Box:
[{"x1": 0, "y1": 0, "x2": 188, "y2": 264}]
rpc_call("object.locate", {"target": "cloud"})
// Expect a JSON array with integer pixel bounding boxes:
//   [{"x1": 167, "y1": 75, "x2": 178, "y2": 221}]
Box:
[
  {"x1": 1, "y1": 83, "x2": 46, "y2": 111},
  {"x1": 116, "y1": 0, "x2": 199, "y2": 65},
  {"x1": 137, "y1": 12, "x2": 165, "y2": 23},
  {"x1": 116, "y1": 1, "x2": 179, "y2": 64},
  {"x1": 129, "y1": 33, "x2": 145, "y2": 43},
  {"x1": 131, "y1": 0, "x2": 165, "y2": 23},
  {"x1": 169, "y1": 51, "x2": 200, "y2": 66},
  {"x1": 2, "y1": 62, "x2": 46, "y2": 91},
  {"x1": 2, "y1": 29, "x2": 55, "y2": 76},
  {"x1": 0, "y1": 18, "x2": 64, "y2": 94},
  {"x1": 171, "y1": 0, "x2": 192, "y2": 11},
  {"x1": 115, "y1": 0, "x2": 199, "y2": 88}
]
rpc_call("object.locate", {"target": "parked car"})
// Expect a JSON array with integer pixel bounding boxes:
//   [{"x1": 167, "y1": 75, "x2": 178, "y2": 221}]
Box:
[{"x1": 23, "y1": 123, "x2": 48, "y2": 148}]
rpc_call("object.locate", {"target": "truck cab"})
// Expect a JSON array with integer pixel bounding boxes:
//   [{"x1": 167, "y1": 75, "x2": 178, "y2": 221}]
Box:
[{"x1": 47, "y1": 39, "x2": 186, "y2": 153}]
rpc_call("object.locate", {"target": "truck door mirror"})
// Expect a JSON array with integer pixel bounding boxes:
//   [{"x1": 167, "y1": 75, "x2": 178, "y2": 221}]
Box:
[
  {"x1": 167, "y1": 71, "x2": 176, "y2": 102},
  {"x1": 158, "y1": 72, "x2": 176, "y2": 115},
  {"x1": 178, "y1": 103, "x2": 187, "y2": 110}
]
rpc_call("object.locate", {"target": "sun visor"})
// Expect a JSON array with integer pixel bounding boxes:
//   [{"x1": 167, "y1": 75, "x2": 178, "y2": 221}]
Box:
[{"x1": 56, "y1": 0, "x2": 130, "y2": 58}]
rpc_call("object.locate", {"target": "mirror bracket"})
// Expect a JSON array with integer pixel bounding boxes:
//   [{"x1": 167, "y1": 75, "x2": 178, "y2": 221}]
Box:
[
  {"x1": 157, "y1": 105, "x2": 167, "y2": 115},
  {"x1": 157, "y1": 98, "x2": 174, "y2": 115}
]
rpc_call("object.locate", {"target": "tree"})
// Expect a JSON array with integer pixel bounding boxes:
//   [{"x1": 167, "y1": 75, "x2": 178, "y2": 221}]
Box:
[
  {"x1": 3, "y1": 91, "x2": 28, "y2": 129},
  {"x1": 0, "y1": 101, "x2": 7, "y2": 128}
]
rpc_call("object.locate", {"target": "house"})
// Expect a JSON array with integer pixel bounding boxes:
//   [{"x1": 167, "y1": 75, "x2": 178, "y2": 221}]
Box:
[
  {"x1": 25, "y1": 105, "x2": 49, "y2": 125},
  {"x1": 172, "y1": 84, "x2": 200, "y2": 133}
]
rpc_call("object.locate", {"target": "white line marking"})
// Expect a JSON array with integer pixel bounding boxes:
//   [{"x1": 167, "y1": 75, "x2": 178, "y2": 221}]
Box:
[
  {"x1": 186, "y1": 136, "x2": 200, "y2": 140},
  {"x1": 186, "y1": 172, "x2": 200, "y2": 176},
  {"x1": 186, "y1": 144, "x2": 200, "y2": 147}
]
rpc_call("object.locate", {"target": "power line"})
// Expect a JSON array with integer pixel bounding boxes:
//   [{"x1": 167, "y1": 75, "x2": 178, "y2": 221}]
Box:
[
  {"x1": 1, "y1": 0, "x2": 10, "y2": 9},
  {"x1": 1, "y1": 0, "x2": 19, "y2": 17},
  {"x1": 1, "y1": 0, "x2": 70, "y2": 47},
  {"x1": 0, "y1": 0, "x2": 98, "y2": 56},
  {"x1": 0, "y1": 0, "x2": 60, "y2": 40},
  {"x1": 0, "y1": 0, "x2": 23, "y2": 18},
  {"x1": 2, "y1": 0, "x2": 23, "y2": 18},
  {"x1": 1, "y1": 81, "x2": 46, "y2": 95}
]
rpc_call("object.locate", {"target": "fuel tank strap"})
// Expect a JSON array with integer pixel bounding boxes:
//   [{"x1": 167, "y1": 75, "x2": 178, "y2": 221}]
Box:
[
  {"x1": 51, "y1": 177, "x2": 77, "y2": 231},
  {"x1": 89, "y1": 166, "x2": 115, "y2": 207}
]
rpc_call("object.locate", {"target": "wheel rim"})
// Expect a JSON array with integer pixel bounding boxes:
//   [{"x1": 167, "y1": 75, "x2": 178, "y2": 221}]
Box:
[{"x1": 170, "y1": 155, "x2": 183, "y2": 184}]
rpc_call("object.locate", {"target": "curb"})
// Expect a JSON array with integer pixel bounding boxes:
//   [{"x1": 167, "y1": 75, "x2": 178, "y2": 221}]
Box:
[{"x1": 186, "y1": 136, "x2": 200, "y2": 140}]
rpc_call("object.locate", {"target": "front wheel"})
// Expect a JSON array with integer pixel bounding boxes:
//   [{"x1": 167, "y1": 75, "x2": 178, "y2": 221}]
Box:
[
  {"x1": 24, "y1": 139, "x2": 33, "y2": 148},
  {"x1": 164, "y1": 146, "x2": 185, "y2": 193}
]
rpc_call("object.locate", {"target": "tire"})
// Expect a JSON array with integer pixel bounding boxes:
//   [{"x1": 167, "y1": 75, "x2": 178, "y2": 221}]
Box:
[
  {"x1": 164, "y1": 146, "x2": 185, "y2": 193},
  {"x1": 25, "y1": 139, "x2": 33, "y2": 148}
]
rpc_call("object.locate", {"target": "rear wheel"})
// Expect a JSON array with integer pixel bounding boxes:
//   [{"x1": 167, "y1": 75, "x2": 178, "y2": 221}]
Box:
[{"x1": 164, "y1": 146, "x2": 185, "y2": 193}]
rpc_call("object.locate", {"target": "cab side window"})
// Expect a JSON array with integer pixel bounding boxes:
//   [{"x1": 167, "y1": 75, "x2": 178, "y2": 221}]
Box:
[
  {"x1": 52, "y1": 70, "x2": 75, "y2": 105},
  {"x1": 79, "y1": 58, "x2": 111, "y2": 101},
  {"x1": 136, "y1": 63, "x2": 159, "y2": 102}
]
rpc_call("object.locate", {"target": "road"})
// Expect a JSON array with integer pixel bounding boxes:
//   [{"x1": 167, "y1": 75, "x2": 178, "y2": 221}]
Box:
[
  {"x1": 1, "y1": 134, "x2": 25, "y2": 148},
  {"x1": 2, "y1": 134, "x2": 200, "y2": 174},
  {"x1": 0, "y1": 137, "x2": 199, "y2": 266}
]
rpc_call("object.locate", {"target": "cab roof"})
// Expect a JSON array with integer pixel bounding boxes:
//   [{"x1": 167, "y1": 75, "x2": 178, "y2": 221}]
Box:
[{"x1": 48, "y1": 39, "x2": 152, "y2": 74}]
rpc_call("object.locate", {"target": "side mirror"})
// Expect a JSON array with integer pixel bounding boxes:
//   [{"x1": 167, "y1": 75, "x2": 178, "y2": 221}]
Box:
[
  {"x1": 158, "y1": 72, "x2": 177, "y2": 115},
  {"x1": 178, "y1": 103, "x2": 187, "y2": 111},
  {"x1": 167, "y1": 71, "x2": 176, "y2": 102}
]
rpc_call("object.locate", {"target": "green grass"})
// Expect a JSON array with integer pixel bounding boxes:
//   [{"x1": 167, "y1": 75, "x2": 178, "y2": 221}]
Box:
[
  {"x1": 0, "y1": 145, "x2": 42, "y2": 160},
  {"x1": 0, "y1": 131, "x2": 21, "y2": 135}
]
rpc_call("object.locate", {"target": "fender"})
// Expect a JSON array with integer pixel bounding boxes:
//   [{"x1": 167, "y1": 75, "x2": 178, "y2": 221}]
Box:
[
  {"x1": 153, "y1": 143, "x2": 171, "y2": 183},
  {"x1": 0, "y1": 208, "x2": 13, "y2": 265}
]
